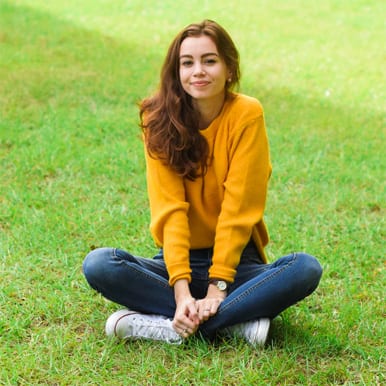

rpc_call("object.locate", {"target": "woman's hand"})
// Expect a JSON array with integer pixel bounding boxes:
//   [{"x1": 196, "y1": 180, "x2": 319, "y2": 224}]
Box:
[
  {"x1": 172, "y1": 279, "x2": 200, "y2": 338},
  {"x1": 172, "y1": 280, "x2": 228, "y2": 337},
  {"x1": 196, "y1": 284, "x2": 226, "y2": 323}
]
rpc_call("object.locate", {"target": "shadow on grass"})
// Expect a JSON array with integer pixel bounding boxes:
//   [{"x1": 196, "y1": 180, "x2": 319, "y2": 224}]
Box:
[{"x1": 0, "y1": 1, "x2": 161, "y2": 124}]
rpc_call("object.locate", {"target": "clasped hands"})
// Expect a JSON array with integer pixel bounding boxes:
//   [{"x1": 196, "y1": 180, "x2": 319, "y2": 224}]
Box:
[{"x1": 172, "y1": 280, "x2": 226, "y2": 338}]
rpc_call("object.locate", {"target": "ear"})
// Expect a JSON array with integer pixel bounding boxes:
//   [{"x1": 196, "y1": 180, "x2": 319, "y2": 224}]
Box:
[{"x1": 227, "y1": 69, "x2": 233, "y2": 82}]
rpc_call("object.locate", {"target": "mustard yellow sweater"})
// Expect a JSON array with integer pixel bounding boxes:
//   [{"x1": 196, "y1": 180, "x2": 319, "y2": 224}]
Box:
[{"x1": 145, "y1": 93, "x2": 272, "y2": 286}]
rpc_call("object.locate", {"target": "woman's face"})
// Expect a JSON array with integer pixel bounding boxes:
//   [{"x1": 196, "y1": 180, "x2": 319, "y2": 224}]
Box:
[{"x1": 179, "y1": 35, "x2": 230, "y2": 107}]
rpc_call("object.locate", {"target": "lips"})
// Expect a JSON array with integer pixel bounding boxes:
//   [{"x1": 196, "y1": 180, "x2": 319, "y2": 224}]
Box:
[{"x1": 191, "y1": 81, "x2": 210, "y2": 87}]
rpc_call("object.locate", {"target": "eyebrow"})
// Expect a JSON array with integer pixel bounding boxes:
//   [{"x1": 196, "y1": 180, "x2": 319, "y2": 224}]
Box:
[{"x1": 179, "y1": 52, "x2": 219, "y2": 59}]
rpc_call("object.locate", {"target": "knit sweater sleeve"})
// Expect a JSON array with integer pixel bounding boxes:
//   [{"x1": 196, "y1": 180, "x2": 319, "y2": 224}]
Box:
[
  {"x1": 144, "y1": 148, "x2": 191, "y2": 286},
  {"x1": 209, "y1": 111, "x2": 271, "y2": 282}
]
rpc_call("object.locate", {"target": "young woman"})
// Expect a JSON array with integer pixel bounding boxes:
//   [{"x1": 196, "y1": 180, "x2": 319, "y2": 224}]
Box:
[{"x1": 83, "y1": 20, "x2": 322, "y2": 346}]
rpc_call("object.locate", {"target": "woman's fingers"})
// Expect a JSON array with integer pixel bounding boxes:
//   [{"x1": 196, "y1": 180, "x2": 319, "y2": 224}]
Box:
[{"x1": 196, "y1": 298, "x2": 222, "y2": 322}]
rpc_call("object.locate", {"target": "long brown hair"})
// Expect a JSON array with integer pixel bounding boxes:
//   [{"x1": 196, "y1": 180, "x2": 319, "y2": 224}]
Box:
[{"x1": 140, "y1": 20, "x2": 240, "y2": 180}]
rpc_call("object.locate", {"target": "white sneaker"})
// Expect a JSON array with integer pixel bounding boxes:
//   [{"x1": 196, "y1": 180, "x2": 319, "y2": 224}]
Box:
[
  {"x1": 224, "y1": 318, "x2": 270, "y2": 347},
  {"x1": 105, "y1": 309, "x2": 183, "y2": 345}
]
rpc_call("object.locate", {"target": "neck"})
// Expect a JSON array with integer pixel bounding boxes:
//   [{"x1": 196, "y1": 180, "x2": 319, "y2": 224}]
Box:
[{"x1": 195, "y1": 93, "x2": 225, "y2": 129}]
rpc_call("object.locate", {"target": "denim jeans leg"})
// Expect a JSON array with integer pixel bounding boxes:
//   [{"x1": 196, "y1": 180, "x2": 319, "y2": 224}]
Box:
[
  {"x1": 199, "y1": 252, "x2": 322, "y2": 339},
  {"x1": 82, "y1": 247, "x2": 176, "y2": 318}
]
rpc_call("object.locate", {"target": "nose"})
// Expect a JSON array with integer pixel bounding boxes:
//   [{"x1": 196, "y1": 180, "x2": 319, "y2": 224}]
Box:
[{"x1": 193, "y1": 63, "x2": 205, "y2": 77}]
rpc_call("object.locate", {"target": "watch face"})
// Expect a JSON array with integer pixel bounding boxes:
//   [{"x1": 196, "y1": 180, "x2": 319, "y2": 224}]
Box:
[{"x1": 217, "y1": 280, "x2": 227, "y2": 291}]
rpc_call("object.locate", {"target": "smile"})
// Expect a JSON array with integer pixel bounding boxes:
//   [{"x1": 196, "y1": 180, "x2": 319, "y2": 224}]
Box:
[{"x1": 191, "y1": 81, "x2": 210, "y2": 87}]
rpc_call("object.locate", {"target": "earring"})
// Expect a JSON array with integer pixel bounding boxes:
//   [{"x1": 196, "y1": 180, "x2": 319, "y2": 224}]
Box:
[{"x1": 227, "y1": 78, "x2": 232, "y2": 82}]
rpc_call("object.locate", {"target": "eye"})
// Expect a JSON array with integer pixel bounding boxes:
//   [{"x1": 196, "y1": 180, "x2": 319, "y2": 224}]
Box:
[
  {"x1": 204, "y1": 58, "x2": 217, "y2": 65},
  {"x1": 180, "y1": 60, "x2": 193, "y2": 67}
]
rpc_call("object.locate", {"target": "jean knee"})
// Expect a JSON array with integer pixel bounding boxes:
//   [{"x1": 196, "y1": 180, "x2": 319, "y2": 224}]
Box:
[
  {"x1": 297, "y1": 252, "x2": 323, "y2": 289},
  {"x1": 82, "y1": 247, "x2": 113, "y2": 286}
]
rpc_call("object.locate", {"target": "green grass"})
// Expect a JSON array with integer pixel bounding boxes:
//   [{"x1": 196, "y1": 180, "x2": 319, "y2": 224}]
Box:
[{"x1": 1, "y1": 0, "x2": 385, "y2": 384}]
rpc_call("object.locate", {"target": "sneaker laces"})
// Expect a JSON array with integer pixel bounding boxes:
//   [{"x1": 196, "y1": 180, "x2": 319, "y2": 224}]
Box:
[{"x1": 120, "y1": 313, "x2": 182, "y2": 344}]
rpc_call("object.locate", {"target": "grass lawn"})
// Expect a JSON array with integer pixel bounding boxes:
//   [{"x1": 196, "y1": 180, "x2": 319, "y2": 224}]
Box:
[{"x1": 0, "y1": 0, "x2": 384, "y2": 384}]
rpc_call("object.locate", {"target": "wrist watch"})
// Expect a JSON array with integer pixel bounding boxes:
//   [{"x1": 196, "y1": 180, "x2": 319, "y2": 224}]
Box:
[{"x1": 209, "y1": 279, "x2": 229, "y2": 291}]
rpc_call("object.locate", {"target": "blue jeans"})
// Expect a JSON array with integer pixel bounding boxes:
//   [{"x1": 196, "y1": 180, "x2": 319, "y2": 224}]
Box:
[{"x1": 83, "y1": 244, "x2": 322, "y2": 339}]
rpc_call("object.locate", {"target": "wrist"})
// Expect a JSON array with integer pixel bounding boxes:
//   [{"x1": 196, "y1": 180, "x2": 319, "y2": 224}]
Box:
[
  {"x1": 207, "y1": 283, "x2": 227, "y2": 299},
  {"x1": 208, "y1": 278, "x2": 230, "y2": 292},
  {"x1": 173, "y1": 279, "x2": 193, "y2": 302}
]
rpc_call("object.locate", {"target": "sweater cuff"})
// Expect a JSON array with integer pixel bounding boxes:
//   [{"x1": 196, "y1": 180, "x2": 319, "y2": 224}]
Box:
[
  {"x1": 208, "y1": 264, "x2": 236, "y2": 284},
  {"x1": 167, "y1": 264, "x2": 192, "y2": 286}
]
